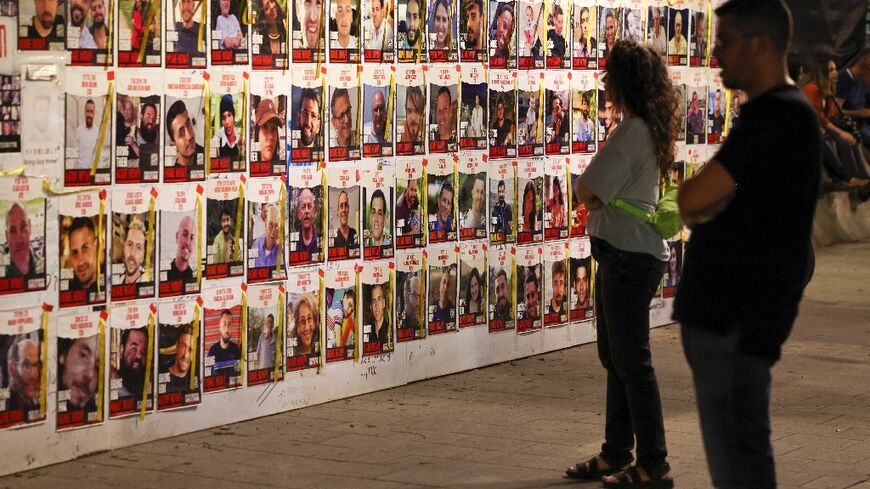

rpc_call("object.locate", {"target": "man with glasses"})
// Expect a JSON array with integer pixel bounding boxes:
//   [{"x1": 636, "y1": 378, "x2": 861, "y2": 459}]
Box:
[
  {"x1": 330, "y1": 88, "x2": 354, "y2": 148},
  {"x1": 295, "y1": 188, "x2": 320, "y2": 254},
  {"x1": 252, "y1": 204, "x2": 281, "y2": 267}
]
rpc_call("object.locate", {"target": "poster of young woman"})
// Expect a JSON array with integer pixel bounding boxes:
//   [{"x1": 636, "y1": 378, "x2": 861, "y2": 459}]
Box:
[
  {"x1": 571, "y1": 0, "x2": 596, "y2": 70},
  {"x1": 250, "y1": 0, "x2": 288, "y2": 68},
  {"x1": 115, "y1": 70, "x2": 162, "y2": 184},
  {"x1": 427, "y1": 242, "x2": 458, "y2": 335},
  {"x1": 543, "y1": 240, "x2": 567, "y2": 327},
  {"x1": 205, "y1": 177, "x2": 244, "y2": 280},
  {"x1": 109, "y1": 302, "x2": 154, "y2": 418},
  {"x1": 324, "y1": 265, "x2": 357, "y2": 363},
  {"x1": 246, "y1": 282, "x2": 284, "y2": 384},
  {"x1": 202, "y1": 282, "x2": 243, "y2": 393},
  {"x1": 159, "y1": 183, "x2": 203, "y2": 297},
  {"x1": 249, "y1": 72, "x2": 289, "y2": 177},
  {"x1": 157, "y1": 297, "x2": 202, "y2": 410},
  {"x1": 596, "y1": 0, "x2": 620, "y2": 69},
  {"x1": 0, "y1": 306, "x2": 47, "y2": 429},
  {"x1": 457, "y1": 152, "x2": 487, "y2": 240},
  {"x1": 56, "y1": 308, "x2": 104, "y2": 430},
  {"x1": 571, "y1": 70, "x2": 596, "y2": 154},
  {"x1": 58, "y1": 189, "x2": 107, "y2": 308},
  {"x1": 285, "y1": 269, "x2": 322, "y2": 371},
  {"x1": 515, "y1": 244, "x2": 541, "y2": 333},
  {"x1": 487, "y1": 244, "x2": 514, "y2": 332},
  {"x1": 395, "y1": 247, "x2": 425, "y2": 341},
  {"x1": 207, "y1": 70, "x2": 246, "y2": 174},
  {"x1": 458, "y1": 240, "x2": 486, "y2": 328},
  {"x1": 361, "y1": 260, "x2": 394, "y2": 356},
  {"x1": 111, "y1": 186, "x2": 157, "y2": 302},
  {"x1": 64, "y1": 68, "x2": 112, "y2": 187},
  {"x1": 516, "y1": 158, "x2": 542, "y2": 245},
  {"x1": 0, "y1": 177, "x2": 48, "y2": 297}
]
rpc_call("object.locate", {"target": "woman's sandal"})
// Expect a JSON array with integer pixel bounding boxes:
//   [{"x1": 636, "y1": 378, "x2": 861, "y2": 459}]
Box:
[
  {"x1": 601, "y1": 464, "x2": 675, "y2": 489},
  {"x1": 564, "y1": 456, "x2": 630, "y2": 480}
]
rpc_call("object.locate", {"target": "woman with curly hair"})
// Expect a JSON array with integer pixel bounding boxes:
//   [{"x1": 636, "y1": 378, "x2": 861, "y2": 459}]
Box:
[
  {"x1": 566, "y1": 39, "x2": 678, "y2": 488},
  {"x1": 520, "y1": 180, "x2": 537, "y2": 233},
  {"x1": 293, "y1": 293, "x2": 320, "y2": 356}
]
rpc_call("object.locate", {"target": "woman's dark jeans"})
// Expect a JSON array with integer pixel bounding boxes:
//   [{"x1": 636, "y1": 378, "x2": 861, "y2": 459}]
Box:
[{"x1": 591, "y1": 237, "x2": 668, "y2": 471}]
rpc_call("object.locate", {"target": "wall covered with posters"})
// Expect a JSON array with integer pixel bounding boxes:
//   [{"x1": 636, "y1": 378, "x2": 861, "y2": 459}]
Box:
[{"x1": 0, "y1": 0, "x2": 734, "y2": 475}]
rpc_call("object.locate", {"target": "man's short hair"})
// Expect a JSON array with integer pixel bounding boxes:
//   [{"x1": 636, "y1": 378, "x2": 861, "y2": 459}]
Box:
[
  {"x1": 141, "y1": 102, "x2": 157, "y2": 116},
  {"x1": 465, "y1": 0, "x2": 482, "y2": 14},
  {"x1": 127, "y1": 217, "x2": 146, "y2": 237},
  {"x1": 497, "y1": 179, "x2": 506, "y2": 190},
  {"x1": 331, "y1": 88, "x2": 350, "y2": 112},
  {"x1": 437, "y1": 86, "x2": 451, "y2": 103},
  {"x1": 69, "y1": 216, "x2": 95, "y2": 237},
  {"x1": 299, "y1": 88, "x2": 321, "y2": 111},
  {"x1": 495, "y1": 268, "x2": 507, "y2": 282},
  {"x1": 120, "y1": 327, "x2": 145, "y2": 348},
  {"x1": 221, "y1": 309, "x2": 233, "y2": 319},
  {"x1": 440, "y1": 179, "x2": 454, "y2": 199},
  {"x1": 524, "y1": 268, "x2": 538, "y2": 290},
  {"x1": 551, "y1": 4, "x2": 562, "y2": 18},
  {"x1": 85, "y1": 99, "x2": 95, "y2": 107},
  {"x1": 370, "y1": 188, "x2": 386, "y2": 209},
  {"x1": 714, "y1": 0, "x2": 792, "y2": 55},
  {"x1": 166, "y1": 99, "x2": 188, "y2": 139},
  {"x1": 493, "y1": 2, "x2": 513, "y2": 28},
  {"x1": 552, "y1": 260, "x2": 565, "y2": 278}
]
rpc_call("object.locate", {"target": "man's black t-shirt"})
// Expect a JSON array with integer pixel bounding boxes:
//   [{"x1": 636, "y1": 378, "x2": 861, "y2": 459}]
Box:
[{"x1": 673, "y1": 85, "x2": 820, "y2": 362}]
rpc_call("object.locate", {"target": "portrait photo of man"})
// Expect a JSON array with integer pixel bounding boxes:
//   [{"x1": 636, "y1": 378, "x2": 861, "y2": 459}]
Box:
[
  {"x1": 429, "y1": 178, "x2": 455, "y2": 235},
  {"x1": 571, "y1": 257, "x2": 590, "y2": 312},
  {"x1": 113, "y1": 216, "x2": 148, "y2": 285},
  {"x1": 293, "y1": 87, "x2": 322, "y2": 151},
  {"x1": 216, "y1": 94, "x2": 240, "y2": 160},
  {"x1": 163, "y1": 325, "x2": 195, "y2": 394},
  {"x1": 396, "y1": 177, "x2": 422, "y2": 237},
  {"x1": 68, "y1": 96, "x2": 110, "y2": 172},
  {"x1": 398, "y1": 271, "x2": 422, "y2": 331},
  {"x1": 363, "y1": 86, "x2": 390, "y2": 146},
  {"x1": 109, "y1": 327, "x2": 148, "y2": 398},
  {"x1": 330, "y1": 0, "x2": 358, "y2": 51},
  {"x1": 546, "y1": 91, "x2": 568, "y2": 147},
  {"x1": 364, "y1": 0, "x2": 393, "y2": 52},
  {"x1": 171, "y1": 0, "x2": 205, "y2": 57},
  {"x1": 490, "y1": 95, "x2": 515, "y2": 148},
  {"x1": 329, "y1": 88, "x2": 356, "y2": 149},
  {"x1": 251, "y1": 203, "x2": 281, "y2": 268},
  {"x1": 461, "y1": 0, "x2": 483, "y2": 53},
  {"x1": 213, "y1": 0, "x2": 244, "y2": 50},
  {"x1": 206, "y1": 309, "x2": 241, "y2": 379},
  {"x1": 4, "y1": 336, "x2": 41, "y2": 413},
  {"x1": 363, "y1": 282, "x2": 391, "y2": 348},
  {"x1": 166, "y1": 99, "x2": 205, "y2": 170},
  {"x1": 490, "y1": 266, "x2": 512, "y2": 321},
  {"x1": 520, "y1": 265, "x2": 540, "y2": 321},
  {"x1": 488, "y1": 0, "x2": 514, "y2": 62},
  {"x1": 20, "y1": 0, "x2": 65, "y2": 47},
  {"x1": 57, "y1": 335, "x2": 99, "y2": 412},
  {"x1": 546, "y1": 260, "x2": 566, "y2": 317},
  {"x1": 429, "y1": 264, "x2": 456, "y2": 328},
  {"x1": 398, "y1": 0, "x2": 422, "y2": 51},
  {"x1": 165, "y1": 213, "x2": 197, "y2": 284},
  {"x1": 459, "y1": 172, "x2": 486, "y2": 232},
  {"x1": 365, "y1": 188, "x2": 391, "y2": 249},
  {"x1": 209, "y1": 207, "x2": 239, "y2": 266},
  {"x1": 398, "y1": 84, "x2": 424, "y2": 150},
  {"x1": 256, "y1": 313, "x2": 277, "y2": 370},
  {"x1": 331, "y1": 189, "x2": 359, "y2": 251},
  {"x1": 3, "y1": 202, "x2": 43, "y2": 281},
  {"x1": 430, "y1": 85, "x2": 456, "y2": 144},
  {"x1": 646, "y1": 6, "x2": 666, "y2": 56},
  {"x1": 63, "y1": 216, "x2": 100, "y2": 296},
  {"x1": 490, "y1": 178, "x2": 513, "y2": 239},
  {"x1": 668, "y1": 8, "x2": 687, "y2": 56},
  {"x1": 293, "y1": 0, "x2": 324, "y2": 52},
  {"x1": 120, "y1": 98, "x2": 160, "y2": 176}
]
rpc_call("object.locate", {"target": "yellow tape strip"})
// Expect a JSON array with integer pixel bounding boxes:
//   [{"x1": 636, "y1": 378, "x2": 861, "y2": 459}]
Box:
[
  {"x1": 95, "y1": 314, "x2": 106, "y2": 422},
  {"x1": 204, "y1": 80, "x2": 211, "y2": 176},
  {"x1": 274, "y1": 288, "x2": 283, "y2": 381},
  {"x1": 0, "y1": 166, "x2": 25, "y2": 177},
  {"x1": 277, "y1": 183, "x2": 286, "y2": 272},
  {"x1": 240, "y1": 288, "x2": 247, "y2": 383},
  {"x1": 140, "y1": 310, "x2": 155, "y2": 420},
  {"x1": 321, "y1": 170, "x2": 327, "y2": 258},
  {"x1": 39, "y1": 308, "x2": 49, "y2": 419},
  {"x1": 190, "y1": 303, "x2": 201, "y2": 391},
  {"x1": 318, "y1": 275, "x2": 325, "y2": 373},
  {"x1": 138, "y1": 0, "x2": 158, "y2": 63},
  {"x1": 387, "y1": 270, "x2": 393, "y2": 349},
  {"x1": 418, "y1": 253, "x2": 426, "y2": 338},
  {"x1": 198, "y1": 0, "x2": 206, "y2": 53},
  {"x1": 196, "y1": 191, "x2": 203, "y2": 287},
  {"x1": 240, "y1": 76, "x2": 248, "y2": 171},
  {"x1": 91, "y1": 79, "x2": 113, "y2": 177},
  {"x1": 97, "y1": 194, "x2": 106, "y2": 296},
  {"x1": 145, "y1": 191, "x2": 156, "y2": 281},
  {"x1": 353, "y1": 270, "x2": 360, "y2": 364},
  {"x1": 385, "y1": 70, "x2": 394, "y2": 142},
  {"x1": 234, "y1": 182, "x2": 244, "y2": 262}
]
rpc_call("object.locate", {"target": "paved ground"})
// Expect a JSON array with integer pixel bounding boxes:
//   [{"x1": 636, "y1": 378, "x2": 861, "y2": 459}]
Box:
[{"x1": 2, "y1": 242, "x2": 869, "y2": 489}]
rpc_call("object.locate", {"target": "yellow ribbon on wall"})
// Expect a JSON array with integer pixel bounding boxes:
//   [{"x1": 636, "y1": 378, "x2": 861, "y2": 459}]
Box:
[
  {"x1": 385, "y1": 70, "x2": 395, "y2": 140},
  {"x1": 0, "y1": 166, "x2": 25, "y2": 177},
  {"x1": 196, "y1": 190, "x2": 204, "y2": 287},
  {"x1": 203, "y1": 77, "x2": 212, "y2": 176},
  {"x1": 95, "y1": 312, "x2": 107, "y2": 422},
  {"x1": 138, "y1": 0, "x2": 159, "y2": 63},
  {"x1": 140, "y1": 308, "x2": 155, "y2": 420},
  {"x1": 277, "y1": 182, "x2": 286, "y2": 272},
  {"x1": 190, "y1": 303, "x2": 201, "y2": 391},
  {"x1": 91, "y1": 77, "x2": 114, "y2": 177},
  {"x1": 240, "y1": 287, "x2": 248, "y2": 382},
  {"x1": 353, "y1": 268, "x2": 360, "y2": 364},
  {"x1": 197, "y1": 0, "x2": 206, "y2": 53},
  {"x1": 419, "y1": 252, "x2": 426, "y2": 339},
  {"x1": 97, "y1": 192, "x2": 106, "y2": 297},
  {"x1": 39, "y1": 306, "x2": 50, "y2": 419},
  {"x1": 145, "y1": 189, "x2": 156, "y2": 281},
  {"x1": 274, "y1": 287, "x2": 284, "y2": 381},
  {"x1": 234, "y1": 180, "x2": 245, "y2": 262},
  {"x1": 318, "y1": 274, "x2": 325, "y2": 374}
]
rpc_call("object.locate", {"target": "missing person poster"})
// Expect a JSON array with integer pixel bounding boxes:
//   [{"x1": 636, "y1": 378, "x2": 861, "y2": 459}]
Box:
[
  {"x1": 426, "y1": 155, "x2": 457, "y2": 244},
  {"x1": 515, "y1": 244, "x2": 540, "y2": 333},
  {"x1": 291, "y1": 0, "x2": 325, "y2": 63},
  {"x1": 396, "y1": 65, "x2": 425, "y2": 156},
  {"x1": 427, "y1": 0, "x2": 457, "y2": 62},
  {"x1": 66, "y1": 0, "x2": 112, "y2": 65},
  {"x1": 427, "y1": 243, "x2": 458, "y2": 334},
  {"x1": 666, "y1": 3, "x2": 688, "y2": 66},
  {"x1": 544, "y1": 70, "x2": 570, "y2": 155},
  {"x1": 324, "y1": 265, "x2": 357, "y2": 363},
  {"x1": 361, "y1": 65, "x2": 394, "y2": 159},
  {"x1": 516, "y1": 0, "x2": 542, "y2": 69},
  {"x1": 395, "y1": 157, "x2": 426, "y2": 249},
  {"x1": 59, "y1": 189, "x2": 107, "y2": 308},
  {"x1": 487, "y1": 0, "x2": 514, "y2": 69},
  {"x1": 202, "y1": 283, "x2": 243, "y2": 393},
  {"x1": 165, "y1": 0, "x2": 207, "y2": 69},
  {"x1": 688, "y1": 0, "x2": 707, "y2": 67},
  {"x1": 18, "y1": 0, "x2": 66, "y2": 51},
  {"x1": 205, "y1": 177, "x2": 244, "y2": 280},
  {"x1": 396, "y1": 0, "x2": 425, "y2": 63},
  {"x1": 361, "y1": 260, "x2": 394, "y2": 356},
  {"x1": 288, "y1": 165, "x2": 325, "y2": 267},
  {"x1": 459, "y1": 63, "x2": 487, "y2": 151},
  {"x1": 249, "y1": 71, "x2": 289, "y2": 177},
  {"x1": 327, "y1": 65, "x2": 361, "y2": 162},
  {"x1": 571, "y1": 70, "x2": 596, "y2": 154},
  {"x1": 685, "y1": 69, "x2": 707, "y2": 145},
  {"x1": 670, "y1": 67, "x2": 686, "y2": 143},
  {"x1": 487, "y1": 244, "x2": 514, "y2": 332},
  {"x1": 621, "y1": 0, "x2": 643, "y2": 45},
  {"x1": 164, "y1": 71, "x2": 206, "y2": 182},
  {"x1": 517, "y1": 70, "x2": 542, "y2": 158},
  {"x1": 544, "y1": 157, "x2": 567, "y2": 240},
  {"x1": 488, "y1": 158, "x2": 515, "y2": 244},
  {"x1": 109, "y1": 302, "x2": 154, "y2": 418},
  {"x1": 56, "y1": 308, "x2": 104, "y2": 430},
  {"x1": 516, "y1": 158, "x2": 542, "y2": 245},
  {"x1": 327, "y1": 166, "x2": 362, "y2": 261},
  {"x1": 707, "y1": 71, "x2": 725, "y2": 145},
  {"x1": 459, "y1": 0, "x2": 485, "y2": 62},
  {"x1": 428, "y1": 64, "x2": 458, "y2": 154},
  {"x1": 545, "y1": 0, "x2": 569, "y2": 69},
  {"x1": 246, "y1": 176, "x2": 287, "y2": 282},
  {"x1": 286, "y1": 269, "x2": 321, "y2": 371},
  {"x1": 0, "y1": 306, "x2": 46, "y2": 429},
  {"x1": 115, "y1": 70, "x2": 161, "y2": 184},
  {"x1": 458, "y1": 240, "x2": 486, "y2": 327},
  {"x1": 246, "y1": 282, "x2": 284, "y2": 384},
  {"x1": 395, "y1": 247, "x2": 425, "y2": 341},
  {"x1": 543, "y1": 240, "x2": 567, "y2": 327},
  {"x1": 568, "y1": 235, "x2": 593, "y2": 322},
  {"x1": 488, "y1": 70, "x2": 516, "y2": 159},
  {"x1": 596, "y1": 0, "x2": 619, "y2": 69},
  {"x1": 646, "y1": 2, "x2": 667, "y2": 57},
  {"x1": 362, "y1": 164, "x2": 394, "y2": 260},
  {"x1": 663, "y1": 239, "x2": 682, "y2": 298},
  {"x1": 0, "y1": 177, "x2": 47, "y2": 296},
  {"x1": 210, "y1": 0, "x2": 248, "y2": 65},
  {"x1": 117, "y1": 0, "x2": 162, "y2": 67},
  {"x1": 289, "y1": 65, "x2": 324, "y2": 164},
  {"x1": 208, "y1": 70, "x2": 246, "y2": 174},
  {"x1": 362, "y1": 0, "x2": 395, "y2": 63},
  {"x1": 0, "y1": 74, "x2": 22, "y2": 154},
  {"x1": 159, "y1": 183, "x2": 203, "y2": 297},
  {"x1": 329, "y1": 0, "x2": 360, "y2": 63},
  {"x1": 157, "y1": 297, "x2": 202, "y2": 410},
  {"x1": 252, "y1": 0, "x2": 288, "y2": 69},
  {"x1": 64, "y1": 68, "x2": 112, "y2": 187},
  {"x1": 21, "y1": 62, "x2": 64, "y2": 180},
  {"x1": 568, "y1": 153, "x2": 591, "y2": 237},
  {"x1": 458, "y1": 152, "x2": 487, "y2": 240},
  {"x1": 111, "y1": 186, "x2": 157, "y2": 302},
  {"x1": 571, "y1": 0, "x2": 597, "y2": 70}
]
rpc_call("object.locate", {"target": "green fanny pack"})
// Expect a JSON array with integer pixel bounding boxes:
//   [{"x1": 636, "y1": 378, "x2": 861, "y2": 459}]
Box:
[{"x1": 610, "y1": 184, "x2": 682, "y2": 239}]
